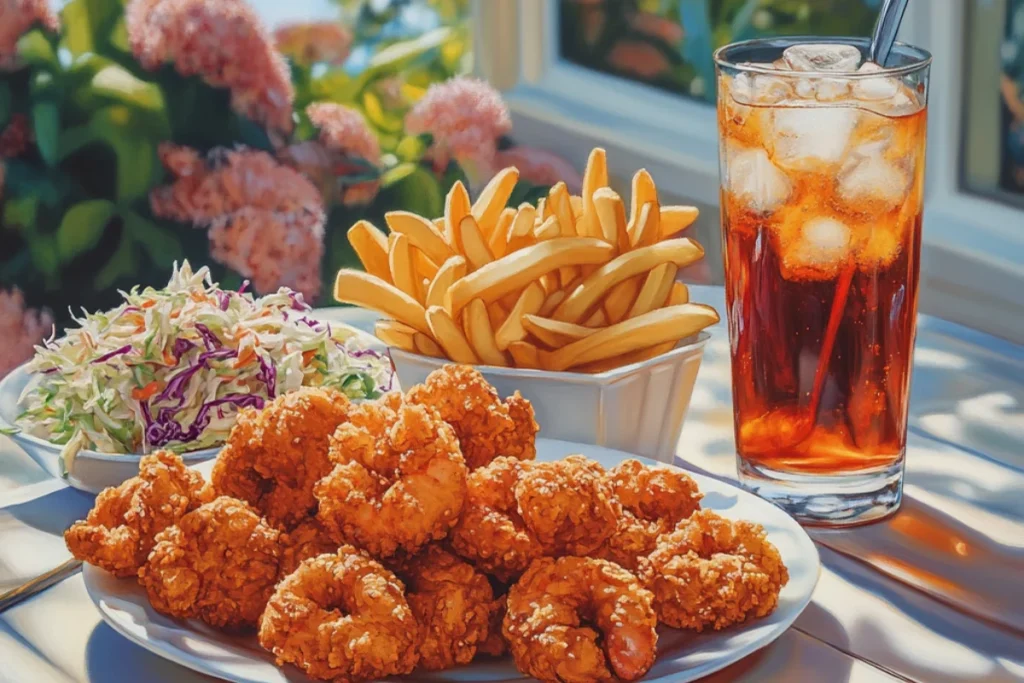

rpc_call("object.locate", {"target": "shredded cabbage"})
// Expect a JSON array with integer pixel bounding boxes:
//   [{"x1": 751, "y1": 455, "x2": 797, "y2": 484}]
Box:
[{"x1": 16, "y1": 262, "x2": 393, "y2": 466}]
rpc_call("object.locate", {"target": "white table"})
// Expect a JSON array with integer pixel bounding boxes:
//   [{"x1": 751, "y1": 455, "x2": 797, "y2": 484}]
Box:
[{"x1": 1, "y1": 286, "x2": 1022, "y2": 683}]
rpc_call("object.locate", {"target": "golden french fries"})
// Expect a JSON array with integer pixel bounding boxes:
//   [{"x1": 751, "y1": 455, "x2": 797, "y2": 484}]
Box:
[
  {"x1": 541, "y1": 303, "x2": 720, "y2": 372},
  {"x1": 338, "y1": 148, "x2": 717, "y2": 372},
  {"x1": 472, "y1": 167, "x2": 519, "y2": 237},
  {"x1": 552, "y1": 238, "x2": 704, "y2": 324},
  {"x1": 426, "y1": 305, "x2": 478, "y2": 363},
  {"x1": 464, "y1": 299, "x2": 508, "y2": 366},
  {"x1": 386, "y1": 211, "x2": 453, "y2": 265},
  {"x1": 446, "y1": 237, "x2": 615, "y2": 315},
  {"x1": 335, "y1": 270, "x2": 430, "y2": 334},
  {"x1": 348, "y1": 221, "x2": 391, "y2": 283}
]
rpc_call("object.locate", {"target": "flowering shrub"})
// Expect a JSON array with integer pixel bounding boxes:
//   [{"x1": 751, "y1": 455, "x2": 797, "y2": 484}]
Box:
[{"x1": 0, "y1": 0, "x2": 576, "y2": 375}]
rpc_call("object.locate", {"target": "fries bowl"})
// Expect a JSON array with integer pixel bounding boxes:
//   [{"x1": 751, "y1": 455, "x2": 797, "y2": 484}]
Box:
[{"x1": 389, "y1": 332, "x2": 709, "y2": 462}]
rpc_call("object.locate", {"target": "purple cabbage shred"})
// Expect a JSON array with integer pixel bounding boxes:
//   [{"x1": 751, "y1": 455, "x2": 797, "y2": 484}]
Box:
[
  {"x1": 193, "y1": 323, "x2": 222, "y2": 351},
  {"x1": 256, "y1": 355, "x2": 277, "y2": 398},
  {"x1": 91, "y1": 345, "x2": 133, "y2": 364},
  {"x1": 172, "y1": 338, "x2": 197, "y2": 358}
]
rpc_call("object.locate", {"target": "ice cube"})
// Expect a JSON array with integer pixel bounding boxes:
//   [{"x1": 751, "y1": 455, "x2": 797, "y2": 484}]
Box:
[
  {"x1": 726, "y1": 146, "x2": 791, "y2": 214},
  {"x1": 838, "y1": 151, "x2": 910, "y2": 211},
  {"x1": 815, "y1": 78, "x2": 850, "y2": 102},
  {"x1": 852, "y1": 62, "x2": 900, "y2": 101},
  {"x1": 783, "y1": 44, "x2": 861, "y2": 72},
  {"x1": 782, "y1": 217, "x2": 853, "y2": 280},
  {"x1": 772, "y1": 106, "x2": 860, "y2": 169}
]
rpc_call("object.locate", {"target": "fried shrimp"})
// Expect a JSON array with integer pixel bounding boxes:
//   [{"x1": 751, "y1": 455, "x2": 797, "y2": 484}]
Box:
[
  {"x1": 399, "y1": 545, "x2": 498, "y2": 670},
  {"x1": 314, "y1": 399, "x2": 467, "y2": 558},
  {"x1": 641, "y1": 509, "x2": 788, "y2": 632},
  {"x1": 594, "y1": 459, "x2": 703, "y2": 571},
  {"x1": 278, "y1": 517, "x2": 338, "y2": 577},
  {"x1": 65, "y1": 450, "x2": 209, "y2": 577},
  {"x1": 515, "y1": 455, "x2": 619, "y2": 557},
  {"x1": 258, "y1": 547, "x2": 420, "y2": 682},
  {"x1": 210, "y1": 388, "x2": 352, "y2": 530},
  {"x1": 404, "y1": 365, "x2": 538, "y2": 469},
  {"x1": 504, "y1": 557, "x2": 658, "y2": 683},
  {"x1": 449, "y1": 456, "x2": 543, "y2": 581},
  {"x1": 138, "y1": 496, "x2": 281, "y2": 630}
]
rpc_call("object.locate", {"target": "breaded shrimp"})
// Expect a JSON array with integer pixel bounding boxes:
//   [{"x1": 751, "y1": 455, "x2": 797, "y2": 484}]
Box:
[
  {"x1": 641, "y1": 509, "x2": 788, "y2": 631},
  {"x1": 138, "y1": 496, "x2": 281, "y2": 631},
  {"x1": 65, "y1": 450, "x2": 209, "y2": 577},
  {"x1": 504, "y1": 556, "x2": 658, "y2": 682},
  {"x1": 594, "y1": 459, "x2": 703, "y2": 571},
  {"x1": 210, "y1": 388, "x2": 352, "y2": 529},
  {"x1": 258, "y1": 546, "x2": 420, "y2": 681},
  {"x1": 314, "y1": 400, "x2": 467, "y2": 557},
  {"x1": 398, "y1": 545, "x2": 499, "y2": 670},
  {"x1": 404, "y1": 365, "x2": 538, "y2": 469}
]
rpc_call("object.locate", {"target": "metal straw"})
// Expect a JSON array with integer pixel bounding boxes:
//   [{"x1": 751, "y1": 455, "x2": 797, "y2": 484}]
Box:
[{"x1": 869, "y1": 0, "x2": 911, "y2": 66}]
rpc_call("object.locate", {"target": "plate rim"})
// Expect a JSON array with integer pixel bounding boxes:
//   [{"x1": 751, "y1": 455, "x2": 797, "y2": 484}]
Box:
[{"x1": 83, "y1": 437, "x2": 821, "y2": 683}]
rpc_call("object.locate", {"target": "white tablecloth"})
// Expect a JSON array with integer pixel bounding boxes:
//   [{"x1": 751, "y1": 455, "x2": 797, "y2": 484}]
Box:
[{"x1": 1, "y1": 286, "x2": 1022, "y2": 683}]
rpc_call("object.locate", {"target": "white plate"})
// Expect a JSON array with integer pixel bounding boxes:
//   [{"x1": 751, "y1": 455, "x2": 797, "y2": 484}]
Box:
[
  {"x1": 83, "y1": 438, "x2": 820, "y2": 683},
  {"x1": 0, "y1": 312, "x2": 384, "y2": 494}
]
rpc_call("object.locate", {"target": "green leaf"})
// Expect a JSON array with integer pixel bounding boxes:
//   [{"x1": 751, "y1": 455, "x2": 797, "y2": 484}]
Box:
[
  {"x1": 361, "y1": 91, "x2": 403, "y2": 134},
  {"x1": 56, "y1": 199, "x2": 116, "y2": 263},
  {"x1": 89, "y1": 106, "x2": 156, "y2": 201},
  {"x1": 122, "y1": 210, "x2": 183, "y2": 267},
  {"x1": 61, "y1": 0, "x2": 123, "y2": 57},
  {"x1": 94, "y1": 236, "x2": 135, "y2": 289},
  {"x1": 379, "y1": 162, "x2": 417, "y2": 188},
  {"x1": 31, "y1": 101, "x2": 60, "y2": 166},
  {"x1": 395, "y1": 135, "x2": 427, "y2": 163},
  {"x1": 3, "y1": 197, "x2": 39, "y2": 231},
  {"x1": 384, "y1": 166, "x2": 443, "y2": 218},
  {"x1": 17, "y1": 30, "x2": 58, "y2": 69},
  {"x1": 28, "y1": 235, "x2": 60, "y2": 277},
  {"x1": 57, "y1": 124, "x2": 98, "y2": 160},
  {"x1": 367, "y1": 27, "x2": 453, "y2": 76},
  {"x1": 90, "y1": 65, "x2": 165, "y2": 111}
]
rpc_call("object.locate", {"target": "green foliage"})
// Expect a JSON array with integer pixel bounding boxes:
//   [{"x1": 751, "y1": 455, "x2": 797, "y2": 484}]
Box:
[{"x1": 0, "y1": 0, "x2": 499, "y2": 325}]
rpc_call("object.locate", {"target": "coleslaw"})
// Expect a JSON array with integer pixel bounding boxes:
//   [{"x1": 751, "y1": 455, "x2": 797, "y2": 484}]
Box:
[{"x1": 10, "y1": 262, "x2": 393, "y2": 466}]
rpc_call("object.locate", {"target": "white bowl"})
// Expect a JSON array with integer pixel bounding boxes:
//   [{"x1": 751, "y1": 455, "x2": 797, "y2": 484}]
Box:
[
  {"x1": 389, "y1": 333, "x2": 710, "y2": 463},
  {"x1": 0, "y1": 363, "x2": 219, "y2": 494}
]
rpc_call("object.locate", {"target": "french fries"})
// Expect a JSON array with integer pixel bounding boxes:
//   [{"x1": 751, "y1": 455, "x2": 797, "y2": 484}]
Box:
[{"x1": 337, "y1": 148, "x2": 717, "y2": 372}]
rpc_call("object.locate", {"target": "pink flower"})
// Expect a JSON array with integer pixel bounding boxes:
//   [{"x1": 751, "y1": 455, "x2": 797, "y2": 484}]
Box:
[
  {"x1": 126, "y1": 0, "x2": 294, "y2": 133},
  {"x1": 405, "y1": 76, "x2": 511, "y2": 176},
  {"x1": 491, "y1": 146, "x2": 583, "y2": 194},
  {"x1": 274, "y1": 21, "x2": 352, "y2": 66},
  {"x1": 306, "y1": 103, "x2": 380, "y2": 164},
  {"x1": 209, "y1": 207, "x2": 323, "y2": 301},
  {"x1": 607, "y1": 40, "x2": 671, "y2": 80},
  {"x1": 150, "y1": 143, "x2": 325, "y2": 299},
  {"x1": 0, "y1": 287, "x2": 52, "y2": 378},
  {"x1": 0, "y1": 0, "x2": 59, "y2": 72},
  {"x1": 0, "y1": 114, "x2": 30, "y2": 158}
]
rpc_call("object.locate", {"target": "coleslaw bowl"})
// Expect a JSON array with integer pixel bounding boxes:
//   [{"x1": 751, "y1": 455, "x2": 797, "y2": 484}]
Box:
[
  {"x1": 0, "y1": 362, "x2": 220, "y2": 493},
  {"x1": 389, "y1": 333, "x2": 711, "y2": 462}
]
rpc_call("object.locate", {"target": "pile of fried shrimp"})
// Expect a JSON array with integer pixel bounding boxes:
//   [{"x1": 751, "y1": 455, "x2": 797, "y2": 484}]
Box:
[{"x1": 65, "y1": 364, "x2": 789, "y2": 683}]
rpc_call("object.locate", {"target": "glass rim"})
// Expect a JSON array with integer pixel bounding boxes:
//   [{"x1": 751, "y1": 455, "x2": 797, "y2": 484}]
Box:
[{"x1": 713, "y1": 36, "x2": 932, "y2": 79}]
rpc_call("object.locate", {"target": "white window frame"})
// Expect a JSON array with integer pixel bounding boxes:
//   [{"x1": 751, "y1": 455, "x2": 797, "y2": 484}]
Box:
[{"x1": 472, "y1": 0, "x2": 1024, "y2": 342}]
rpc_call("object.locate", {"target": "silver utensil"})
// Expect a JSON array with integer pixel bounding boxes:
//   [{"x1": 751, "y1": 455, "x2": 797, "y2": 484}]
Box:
[
  {"x1": 0, "y1": 559, "x2": 82, "y2": 614},
  {"x1": 869, "y1": 0, "x2": 911, "y2": 66}
]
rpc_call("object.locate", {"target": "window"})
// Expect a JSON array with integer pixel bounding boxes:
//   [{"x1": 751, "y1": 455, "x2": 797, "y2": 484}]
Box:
[
  {"x1": 559, "y1": 0, "x2": 878, "y2": 104},
  {"x1": 962, "y1": 0, "x2": 1024, "y2": 210}
]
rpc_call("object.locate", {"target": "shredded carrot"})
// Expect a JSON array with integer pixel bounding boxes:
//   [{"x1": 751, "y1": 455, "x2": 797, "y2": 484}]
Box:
[
  {"x1": 163, "y1": 351, "x2": 176, "y2": 365},
  {"x1": 302, "y1": 349, "x2": 318, "y2": 365},
  {"x1": 190, "y1": 291, "x2": 207, "y2": 304},
  {"x1": 132, "y1": 381, "x2": 163, "y2": 401},
  {"x1": 234, "y1": 346, "x2": 258, "y2": 368},
  {"x1": 141, "y1": 299, "x2": 157, "y2": 309}
]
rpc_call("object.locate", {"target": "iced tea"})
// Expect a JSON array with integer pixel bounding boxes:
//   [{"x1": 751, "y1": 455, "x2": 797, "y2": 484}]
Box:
[{"x1": 715, "y1": 39, "x2": 931, "y2": 524}]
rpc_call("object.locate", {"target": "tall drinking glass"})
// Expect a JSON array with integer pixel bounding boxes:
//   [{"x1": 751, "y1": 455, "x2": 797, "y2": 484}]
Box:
[{"x1": 714, "y1": 38, "x2": 931, "y2": 525}]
